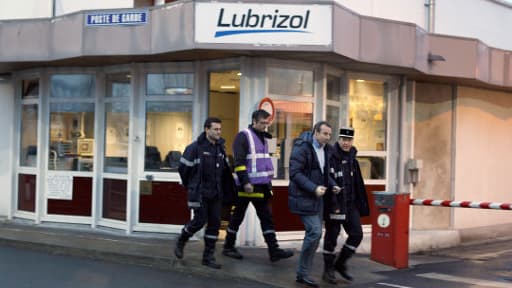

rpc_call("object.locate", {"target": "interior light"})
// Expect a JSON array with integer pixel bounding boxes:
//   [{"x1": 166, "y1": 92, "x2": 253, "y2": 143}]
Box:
[
  {"x1": 220, "y1": 85, "x2": 236, "y2": 89},
  {"x1": 356, "y1": 79, "x2": 365, "y2": 82},
  {"x1": 236, "y1": 72, "x2": 242, "y2": 76}
]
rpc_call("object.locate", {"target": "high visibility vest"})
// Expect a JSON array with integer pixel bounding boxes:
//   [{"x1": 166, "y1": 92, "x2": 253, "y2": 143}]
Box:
[{"x1": 234, "y1": 128, "x2": 274, "y2": 186}]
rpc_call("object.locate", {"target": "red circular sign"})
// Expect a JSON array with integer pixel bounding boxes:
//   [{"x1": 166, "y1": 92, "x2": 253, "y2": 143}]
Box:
[{"x1": 258, "y1": 97, "x2": 275, "y2": 123}]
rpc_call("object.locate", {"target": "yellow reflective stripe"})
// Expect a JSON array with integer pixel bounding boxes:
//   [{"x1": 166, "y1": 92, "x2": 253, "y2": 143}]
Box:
[
  {"x1": 234, "y1": 165, "x2": 247, "y2": 172},
  {"x1": 237, "y1": 192, "x2": 265, "y2": 198}
]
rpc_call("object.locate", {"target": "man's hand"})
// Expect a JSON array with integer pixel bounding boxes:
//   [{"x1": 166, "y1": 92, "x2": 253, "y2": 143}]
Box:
[
  {"x1": 244, "y1": 183, "x2": 254, "y2": 193},
  {"x1": 332, "y1": 186, "x2": 342, "y2": 194},
  {"x1": 315, "y1": 186, "x2": 327, "y2": 197}
]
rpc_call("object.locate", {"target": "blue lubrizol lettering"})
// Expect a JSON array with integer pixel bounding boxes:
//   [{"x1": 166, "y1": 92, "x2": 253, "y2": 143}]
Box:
[{"x1": 215, "y1": 8, "x2": 310, "y2": 37}]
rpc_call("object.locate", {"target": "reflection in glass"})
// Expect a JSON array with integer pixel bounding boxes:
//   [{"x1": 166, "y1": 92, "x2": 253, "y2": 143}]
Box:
[
  {"x1": 348, "y1": 79, "x2": 387, "y2": 151},
  {"x1": 104, "y1": 102, "x2": 129, "y2": 173},
  {"x1": 268, "y1": 68, "x2": 313, "y2": 97},
  {"x1": 20, "y1": 104, "x2": 38, "y2": 167},
  {"x1": 268, "y1": 101, "x2": 313, "y2": 179},
  {"x1": 145, "y1": 101, "x2": 192, "y2": 171},
  {"x1": 326, "y1": 105, "x2": 340, "y2": 145},
  {"x1": 22, "y1": 79, "x2": 39, "y2": 99},
  {"x1": 327, "y1": 75, "x2": 341, "y2": 101},
  {"x1": 50, "y1": 74, "x2": 95, "y2": 98},
  {"x1": 357, "y1": 156, "x2": 386, "y2": 180},
  {"x1": 106, "y1": 73, "x2": 131, "y2": 98},
  {"x1": 146, "y1": 73, "x2": 193, "y2": 95},
  {"x1": 48, "y1": 103, "x2": 95, "y2": 171}
]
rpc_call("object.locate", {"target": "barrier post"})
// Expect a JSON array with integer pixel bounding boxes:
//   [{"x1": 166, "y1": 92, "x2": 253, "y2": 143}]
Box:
[{"x1": 370, "y1": 191, "x2": 410, "y2": 268}]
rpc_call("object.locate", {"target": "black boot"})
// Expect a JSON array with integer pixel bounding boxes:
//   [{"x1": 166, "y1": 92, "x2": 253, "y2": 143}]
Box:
[
  {"x1": 322, "y1": 253, "x2": 337, "y2": 284},
  {"x1": 334, "y1": 246, "x2": 354, "y2": 281},
  {"x1": 202, "y1": 238, "x2": 221, "y2": 269},
  {"x1": 222, "y1": 232, "x2": 243, "y2": 260},
  {"x1": 265, "y1": 232, "x2": 294, "y2": 262},
  {"x1": 174, "y1": 228, "x2": 191, "y2": 259}
]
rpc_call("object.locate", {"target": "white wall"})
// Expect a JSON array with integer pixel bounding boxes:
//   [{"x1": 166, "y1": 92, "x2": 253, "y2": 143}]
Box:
[
  {"x1": 436, "y1": 0, "x2": 512, "y2": 50},
  {"x1": 55, "y1": 0, "x2": 134, "y2": 16},
  {"x1": 454, "y1": 86, "x2": 512, "y2": 229},
  {"x1": 335, "y1": 0, "x2": 427, "y2": 29},
  {"x1": 0, "y1": 80, "x2": 14, "y2": 218},
  {"x1": 0, "y1": 0, "x2": 134, "y2": 20},
  {"x1": 0, "y1": 0, "x2": 51, "y2": 20}
]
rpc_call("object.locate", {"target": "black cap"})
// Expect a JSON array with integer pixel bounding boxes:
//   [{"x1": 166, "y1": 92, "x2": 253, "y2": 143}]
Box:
[{"x1": 339, "y1": 127, "x2": 354, "y2": 138}]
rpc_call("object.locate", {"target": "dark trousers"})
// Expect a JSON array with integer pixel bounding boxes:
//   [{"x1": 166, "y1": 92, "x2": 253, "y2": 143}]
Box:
[
  {"x1": 185, "y1": 196, "x2": 222, "y2": 240},
  {"x1": 226, "y1": 197, "x2": 277, "y2": 245},
  {"x1": 323, "y1": 206, "x2": 363, "y2": 253}
]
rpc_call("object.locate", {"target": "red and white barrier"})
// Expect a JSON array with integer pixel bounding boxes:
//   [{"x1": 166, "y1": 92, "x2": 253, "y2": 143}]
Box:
[{"x1": 410, "y1": 199, "x2": 512, "y2": 210}]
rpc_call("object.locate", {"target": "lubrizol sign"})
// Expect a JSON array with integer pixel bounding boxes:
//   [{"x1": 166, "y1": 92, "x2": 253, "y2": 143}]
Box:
[{"x1": 195, "y1": 3, "x2": 332, "y2": 45}]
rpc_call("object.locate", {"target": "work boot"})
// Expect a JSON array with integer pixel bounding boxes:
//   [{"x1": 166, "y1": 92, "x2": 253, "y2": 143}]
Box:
[
  {"x1": 334, "y1": 246, "x2": 354, "y2": 281},
  {"x1": 322, "y1": 253, "x2": 337, "y2": 284},
  {"x1": 265, "y1": 232, "x2": 294, "y2": 262},
  {"x1": 202, "y1": 238, "x2": 221, "y2": 269},
  {"x1": 174, "y1": 228, "x2": 191, "y2": 259},
  {"x1": 269, "y1": 246, "x2": 294, "y2": 262},
  {"x1": 222, "y1": 231, "x2": 243, "y2": 259}
]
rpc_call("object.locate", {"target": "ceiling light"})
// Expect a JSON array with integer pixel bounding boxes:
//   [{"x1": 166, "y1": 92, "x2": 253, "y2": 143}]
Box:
[
  {"x1": 356, "y1": 79, "x2": 365, "y2": 82},
  {"x1": 220, "y1": 85, "x2": 236, "y2": 89}
]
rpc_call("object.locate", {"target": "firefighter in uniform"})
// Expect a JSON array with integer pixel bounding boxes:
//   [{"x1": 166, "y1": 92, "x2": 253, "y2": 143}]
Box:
[
  {"x1": 222, "y1": 109, "x2": 294, "y2": 262},
  {"x1": 322, "y1": 127, "x2": 369, "y2": 283},
  {"x1": 174, "y1": 117, "x2": 234, "y2": 269}
]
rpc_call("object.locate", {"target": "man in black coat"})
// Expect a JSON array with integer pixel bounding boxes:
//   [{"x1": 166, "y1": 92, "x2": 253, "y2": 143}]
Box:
[
  {"x1": 323, "y1": 127, "x2": 370, "y2": 283},
  {"x1": 288, "y1": 121, "x2": 340, "y2": 287},
  {"x1": 174, "y1": 117, "x2": 234, "y2": 269}
]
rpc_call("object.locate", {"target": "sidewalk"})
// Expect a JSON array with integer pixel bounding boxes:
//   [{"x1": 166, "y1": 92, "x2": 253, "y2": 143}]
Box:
[{"x1": 0, "y1": 219, "x2": 485, "y2": 287}]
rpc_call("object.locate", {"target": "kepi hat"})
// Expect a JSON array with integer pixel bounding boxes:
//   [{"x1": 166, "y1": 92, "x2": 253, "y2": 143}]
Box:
[{"x1": 339, "y1": 127, "x2": 354, "y2": 138}]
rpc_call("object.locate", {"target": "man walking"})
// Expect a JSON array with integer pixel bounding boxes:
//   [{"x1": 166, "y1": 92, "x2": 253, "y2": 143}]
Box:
[
  {"x1": 323, "y1": 127, "x2": 369, "y2": 282},
  {"x1": 174, "y1": 117, "x2": 233, "y2": 269},
  {"x1": 289, "y1": 121, "x2": 339, "y2": 287},
  {"x1": 222, "y1": 109, "x2": 294, "y2": 262}
]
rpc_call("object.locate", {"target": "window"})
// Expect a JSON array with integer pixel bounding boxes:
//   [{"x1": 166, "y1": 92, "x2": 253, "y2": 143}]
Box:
[
  {"x1": 49, "y1": 74, "x2": 95, "y2": 171},
  {"x1": 104, "y1": 73, "x2": 130, "y2": 173},
  {"x1": 20, "y1": 104, "x2": 38, "y2": 167},
  {"x1": 267, "y1": 67, "x2": 314, "y2": 179},
  {"x1": 268, "y1": 67, "x2": 313, "y2": 97},
  {"x1": 348, "y1": 79, "x2": 387, "y2": 180},
  {"x1": 144, "y1": 73, "x2": 193, "y2": 172}
]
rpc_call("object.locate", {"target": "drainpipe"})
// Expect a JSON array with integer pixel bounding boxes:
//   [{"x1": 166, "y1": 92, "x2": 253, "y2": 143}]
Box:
[{"x1": 424, "y1": 0, "x2": 435, "y2": 33}]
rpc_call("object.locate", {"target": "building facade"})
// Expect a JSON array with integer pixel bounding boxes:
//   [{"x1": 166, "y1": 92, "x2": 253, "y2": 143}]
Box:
[{"x1": 0, "y1": 0, "x2": 511, "y2": 246}]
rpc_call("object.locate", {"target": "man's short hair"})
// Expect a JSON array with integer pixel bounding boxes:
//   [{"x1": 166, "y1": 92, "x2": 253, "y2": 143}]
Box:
[
  {"x1": 204, "y1": 117, "x2": 222, "y2": 129},
  {"x1": 312, "y1": 121, "x2": 332, "y2": 133},
  {"x1": 251, "y1": 109, "x2": 271, "y2": 123}
]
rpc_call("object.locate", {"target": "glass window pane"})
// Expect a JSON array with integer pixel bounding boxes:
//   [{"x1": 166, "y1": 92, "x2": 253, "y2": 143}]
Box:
[
  {"x1": 357, "y1": 156, "x2": 386, "y2": 180},
  {"x1": 20, "y1": 104, "x2": 38, "y2": 167},
  {"x1": 49, "y1": 103, "x2": 95, "y2": 171},
  {"x1": 103, "y1": 178, "x2": 127, "y2": 221},
  {"x1": 106, "y1": 73, "x2": 131, "y2": 98},
  {"x1": 326, "y1": 105, "x2": 340, "y2": 145},
  {"x1": 18, "y1": 174, "x2": 36, "y2": 212},
  {"x1": 348, "y1": 79, "x2": 387, "y2": 151},
  {"x1": 22, "y1": 79, "x2": 39, "y2": 99},
  {"x1": 268, "y1": 101, "x2": 313, "y2": 179},
  {"x1": 104, "y1": 102, "x2": 129, "y2": 173},
  {"x1": 146, "y1": 73, "x2": 193, "y2": 95},
  {"x1": 145, "y1": 101, "x2": 192, "y2": 172},
  {"x1": 268, "y1": 68, "x2": 313, "y2": 97},
  {"x1": 50, "y1": 74, "x2": 95, "y2": 98},
  {"x1": 327, "y1": 75, "x2": 341, "y2": 101}
]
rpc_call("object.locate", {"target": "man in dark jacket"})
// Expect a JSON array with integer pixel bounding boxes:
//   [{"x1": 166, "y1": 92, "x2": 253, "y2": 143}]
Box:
[
  {"x1": 289, "y1": 121, "x2": 339, "y2": 287},
  {"x1": 174, "y1": 117, "x2": 234, "y2": 269},
  {"x1": 323, "y1": 127, "x2": 370, "y2": 283},
  {"x1": 222, "y1": 109, "x2": 293, "y2": 263}
]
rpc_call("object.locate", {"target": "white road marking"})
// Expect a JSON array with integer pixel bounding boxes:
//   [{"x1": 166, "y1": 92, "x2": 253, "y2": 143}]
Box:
[
  {"x1": 377, "y1": 283, "x2": 414, "y2": 288},
  {"x1": 417, "y1": 272, "x2": 511, "y2": 288}
]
